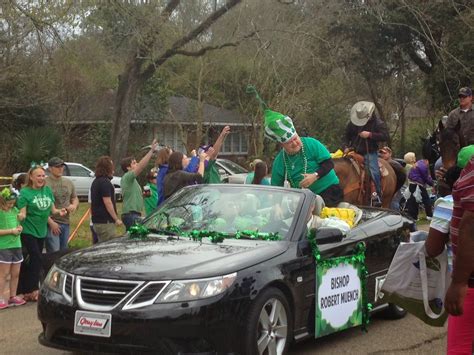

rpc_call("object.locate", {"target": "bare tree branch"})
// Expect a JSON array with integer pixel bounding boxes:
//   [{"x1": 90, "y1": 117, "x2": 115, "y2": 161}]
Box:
[
  {"x1": 140, "y1": 0, "x2": 242, "y2": 79},
  {"x1": 173, "y1": 31, "x2": 257, "y2": 57}
]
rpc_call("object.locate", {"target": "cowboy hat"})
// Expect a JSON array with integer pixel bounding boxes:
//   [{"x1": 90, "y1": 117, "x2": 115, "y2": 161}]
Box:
[{"x1": 350, "y1": 101, "x2": 375, "y2": 126}]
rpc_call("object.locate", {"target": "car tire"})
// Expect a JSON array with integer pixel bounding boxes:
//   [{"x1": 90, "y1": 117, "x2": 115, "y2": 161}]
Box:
[
  {"x1": 242, "y1": 287, "x2": 292, "y2": 355},
  {"x1": 384, "y1": 303, "x2": 407, "y2": 319}
]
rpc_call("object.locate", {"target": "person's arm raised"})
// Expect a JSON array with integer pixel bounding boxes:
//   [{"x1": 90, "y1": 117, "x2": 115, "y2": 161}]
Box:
[
  {"x1": 132, "y1": 139, "x2": 158, "y2": 176},
  {"x1": 209, "y1": 126, "x2": 230, "y2": 160},
  {"x1": 197, "y1": 152, "x2": 207, "y2": 176}
]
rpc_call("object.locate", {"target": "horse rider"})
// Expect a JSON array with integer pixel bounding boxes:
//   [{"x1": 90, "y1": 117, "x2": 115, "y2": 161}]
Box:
[
  {"x1": 246, "y1": 85, "x2": 343, "y2": 207},
  {"x1": 446, "y1": 87, "x2": 473, "y2": 147},
  {"x1": 343, "y1": 101, "x2": 389, "y2": 205}
]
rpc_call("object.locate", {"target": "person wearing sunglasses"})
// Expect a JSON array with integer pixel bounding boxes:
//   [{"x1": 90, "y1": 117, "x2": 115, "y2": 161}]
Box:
[{"x1": 446, "y1": 87, "x2": 473, "y2": 148}]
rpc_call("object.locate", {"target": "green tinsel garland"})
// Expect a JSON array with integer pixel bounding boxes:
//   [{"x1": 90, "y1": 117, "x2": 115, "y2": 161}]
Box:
[
  {"x1": 128, "y1": 224, "x2": 281, "y2": 244},
  {"x1": 307, "y1": 229, "x2": 372, "y2": 331},
  {"x1": 128, "y1": 224, "x2": 150, "y2": 239}
]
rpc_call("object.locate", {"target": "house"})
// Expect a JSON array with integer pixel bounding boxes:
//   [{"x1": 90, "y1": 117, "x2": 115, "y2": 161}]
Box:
[
  {"x1": 56, "y1": 94, "x2": 258, "y2": 162},
  {"x1": 146, "y1": 96, "x2": 257, "y2": 160}
]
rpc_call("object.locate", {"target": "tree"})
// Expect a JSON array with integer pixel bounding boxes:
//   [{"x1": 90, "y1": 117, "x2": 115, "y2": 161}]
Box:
[{"x1": 105, "y1": 0, "x2": 244, "y2": 163}]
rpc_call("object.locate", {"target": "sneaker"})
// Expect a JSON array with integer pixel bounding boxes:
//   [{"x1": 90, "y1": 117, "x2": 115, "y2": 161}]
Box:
[
  {"x1": 8, "y1": 296, "x2": 26, "y2": 307},
  {"x1": 0, "y1": 299, "x2": 8, "y2": 310}
]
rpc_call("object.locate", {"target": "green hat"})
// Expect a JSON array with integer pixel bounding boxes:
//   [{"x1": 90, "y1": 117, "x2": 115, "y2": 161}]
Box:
[
  {"x1": 457, "y1": 145, "x2": 474, "y2": 168},
  {"x1": 246, "y1": 85, "x2": 296, "y2": 143}
]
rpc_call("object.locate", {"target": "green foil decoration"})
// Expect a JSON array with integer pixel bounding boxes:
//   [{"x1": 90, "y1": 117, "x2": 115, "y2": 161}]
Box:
[
  {"x1": 133, "y1": 223, "x2": 281, "y2": 244},
  {"x1": 128, "y1": 224, "x2": 150, "y2": 240},
  {"x1": 188, "y1": 229, "x2": 280, "y2": 243},
  {"x1": 0, "y1": 187, "x2": 16, "y2": 201},
  {"x1": 307, "y1": 229, "x2": 372, "y2": 331}
]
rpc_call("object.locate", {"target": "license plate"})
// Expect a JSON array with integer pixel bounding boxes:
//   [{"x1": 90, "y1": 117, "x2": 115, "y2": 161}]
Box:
[{"x1": 74, "y1": 310, "x2": 111, "y2": 337}]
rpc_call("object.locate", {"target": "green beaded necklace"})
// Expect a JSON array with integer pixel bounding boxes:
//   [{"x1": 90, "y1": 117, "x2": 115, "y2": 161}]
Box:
[{"x1": 283, "y1": 143, "x2": 308, "y2": 188}]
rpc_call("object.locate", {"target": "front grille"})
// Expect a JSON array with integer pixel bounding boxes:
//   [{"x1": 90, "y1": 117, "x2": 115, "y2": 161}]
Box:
[{"x1": 78, "y1": 277, "x2": 141, "y2": 309}]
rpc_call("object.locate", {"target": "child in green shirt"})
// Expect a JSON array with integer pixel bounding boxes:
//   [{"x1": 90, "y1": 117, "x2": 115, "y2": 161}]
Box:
[{"x1": 0, "y1": 187, "x2": 26, "y2": 309}]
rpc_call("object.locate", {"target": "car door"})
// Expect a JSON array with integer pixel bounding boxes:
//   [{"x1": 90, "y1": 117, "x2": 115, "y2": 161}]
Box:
[{"x1": 64, "y1": 163, "x2": 93, "y2": 198}]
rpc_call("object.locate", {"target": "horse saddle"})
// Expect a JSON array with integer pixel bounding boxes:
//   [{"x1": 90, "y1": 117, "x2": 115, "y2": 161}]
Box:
[
  {"x1": 345, "y1": 152, "x2": 389, "y2": 177},
  {"x1": 343, "y1": 152, "x2": 389, "y2": 202}
]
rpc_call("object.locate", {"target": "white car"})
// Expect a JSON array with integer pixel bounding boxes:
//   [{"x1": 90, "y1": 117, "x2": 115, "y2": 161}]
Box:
[
  {"x1": 215, "y1": 158, "x2": 249, "y2": 183},
  {"x1": 13, "y1": 162, "x2": 122, "y2": 200}
]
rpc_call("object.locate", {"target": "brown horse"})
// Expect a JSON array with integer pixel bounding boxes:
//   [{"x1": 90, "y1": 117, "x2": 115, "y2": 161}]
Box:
[
  {"x1": 436, "y1": 124, "x2": 462, "y2": 196},
  {"x1": 333, "y1": 157, "x2": 403, "y2": 209}
]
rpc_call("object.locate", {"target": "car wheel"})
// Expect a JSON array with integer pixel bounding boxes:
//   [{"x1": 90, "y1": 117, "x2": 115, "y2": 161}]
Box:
[
  {"x1": 384, "y1": 303, "x2": 407, "y2": 319},
  {"x1": 243, "y1": 287, "x2": 292, "y2": 355}
]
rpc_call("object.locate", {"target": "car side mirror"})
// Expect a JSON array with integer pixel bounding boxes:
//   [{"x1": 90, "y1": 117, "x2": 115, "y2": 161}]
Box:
[
  {"x1": 313, "y1": 227, "x2": 344, "y2": 245},
  {"x1": 218, "y1": 168, "x2": 227, "y2": 176},
  {"x1": 89, "y1": 172, "x2": 95, "y2": 177}
]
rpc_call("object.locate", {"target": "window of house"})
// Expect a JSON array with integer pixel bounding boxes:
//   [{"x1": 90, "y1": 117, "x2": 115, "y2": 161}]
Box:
[
  {"x1": 222, "y1": 132, "x2": 248, "y2": 155},
  {"x1": 156, "y1": 125, "x2": 186, "y2": 153}
]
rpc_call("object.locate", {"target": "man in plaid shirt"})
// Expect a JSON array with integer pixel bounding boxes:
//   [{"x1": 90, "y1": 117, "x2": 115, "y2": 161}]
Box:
[{"x1": 426, "y1": 145, "x2": 474, "y2": 354}]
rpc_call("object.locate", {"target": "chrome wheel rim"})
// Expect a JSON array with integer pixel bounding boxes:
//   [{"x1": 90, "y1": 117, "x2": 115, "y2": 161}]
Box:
[{"x1": 257, "y1": 297, "x2": 288, "y2": 355}]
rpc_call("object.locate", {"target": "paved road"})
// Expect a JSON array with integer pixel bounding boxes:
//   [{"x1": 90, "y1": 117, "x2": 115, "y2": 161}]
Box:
[
  {"x1": 0, "y1": 301, "x2": 446, "y2": 354},
  {"x1": 2, "y1": 224, "x2": 444, "y2": 354}
]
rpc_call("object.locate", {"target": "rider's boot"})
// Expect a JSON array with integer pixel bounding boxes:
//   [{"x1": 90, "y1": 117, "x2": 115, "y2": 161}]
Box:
[{"x1": 371, "y1": 191, "x2": 382, "y2": 207}]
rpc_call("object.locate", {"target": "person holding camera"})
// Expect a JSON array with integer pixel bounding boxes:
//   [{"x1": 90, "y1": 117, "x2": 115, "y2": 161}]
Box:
[{"x1": 120, "y1": 139, "x2": 158, "y2": 230}]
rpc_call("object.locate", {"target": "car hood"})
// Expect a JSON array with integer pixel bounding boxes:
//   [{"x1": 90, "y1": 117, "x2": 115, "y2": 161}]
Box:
[{"x1": 56, "y1": 236, "x2": 289, "y2": 280}]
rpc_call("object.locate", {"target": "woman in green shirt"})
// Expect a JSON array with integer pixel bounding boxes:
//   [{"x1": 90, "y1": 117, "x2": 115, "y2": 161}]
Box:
[{"x1": 17, "y1": 165, "x2": 65, "y2": 301}]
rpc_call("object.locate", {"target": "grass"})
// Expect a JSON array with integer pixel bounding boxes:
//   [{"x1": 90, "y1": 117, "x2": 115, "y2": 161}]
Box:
[{"x1": 68, "y1": 202, "x2": 125, "y2": 249}]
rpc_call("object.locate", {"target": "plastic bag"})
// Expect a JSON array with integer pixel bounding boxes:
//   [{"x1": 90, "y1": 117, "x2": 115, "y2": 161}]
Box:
[
  {"x1": 320, "y1": 207, "x2": 356, "y2": 227},
  {"x1": 381, "y1": 241, "x2": 449, "y2": 327},
  {"x1": 319, "y1": 217, "x2": 351, "y2": 234}
]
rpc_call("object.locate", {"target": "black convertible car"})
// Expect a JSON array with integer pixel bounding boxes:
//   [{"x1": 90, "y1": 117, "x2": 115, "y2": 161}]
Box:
[{"x1": 38, "y1": 184, "x2": 413, "y2": 354}]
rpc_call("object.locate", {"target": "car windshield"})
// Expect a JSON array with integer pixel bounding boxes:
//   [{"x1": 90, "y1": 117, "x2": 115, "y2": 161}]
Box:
[
  {"x1": 143, "y1": 185, "x2": 303, "y2": 241},
  {"x1": 218, "y1": 159, "x2": 248, "y2": 174}
]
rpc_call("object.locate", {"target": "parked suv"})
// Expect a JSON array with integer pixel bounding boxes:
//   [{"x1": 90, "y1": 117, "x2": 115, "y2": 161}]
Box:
[{"x1": 13, "y1": 162, "x2": 122, "y2": 200}]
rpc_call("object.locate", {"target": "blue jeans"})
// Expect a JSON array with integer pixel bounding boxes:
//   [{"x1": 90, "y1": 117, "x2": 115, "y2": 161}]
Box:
[
  {"x1": 121, "y1": 212, "x2": 142, "y2": 231},
  {"x1": 364, "y1": 152, "x2": 381, "y2": 196},
  {"x1": 46, "y1": 223, "x2": 70, "y2": 252}
]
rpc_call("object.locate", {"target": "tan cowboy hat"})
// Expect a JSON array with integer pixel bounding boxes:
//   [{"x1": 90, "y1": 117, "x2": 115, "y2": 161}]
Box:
[{"x1": 350, "y1": 101, "x2": 375, "y2": 126}]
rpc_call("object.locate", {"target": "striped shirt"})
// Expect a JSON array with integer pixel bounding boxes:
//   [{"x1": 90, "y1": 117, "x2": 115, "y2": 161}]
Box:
[{"x1": 451, "y1": 157, "x2": 474, "y2": 286}]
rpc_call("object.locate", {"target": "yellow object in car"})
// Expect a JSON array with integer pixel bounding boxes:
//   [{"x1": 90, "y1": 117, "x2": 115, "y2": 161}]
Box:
[
  {"x1": 330, "y1": 149, "x2": 344, "y2": 159},
  {"x1": 320, "y1": 207, "x2": 356, "y2": 227}
]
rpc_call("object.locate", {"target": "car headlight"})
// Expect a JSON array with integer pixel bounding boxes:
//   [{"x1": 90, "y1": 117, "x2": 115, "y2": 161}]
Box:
[
  {"x1": 44, "y1": 265, "x2": 66, "y2": 294},
  {"x1": 155, "y1": 272, "x2": 237, "y2": 303}
]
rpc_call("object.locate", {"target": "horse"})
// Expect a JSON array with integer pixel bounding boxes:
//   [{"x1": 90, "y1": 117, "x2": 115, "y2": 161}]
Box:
[
  {"x1": 421, "y1": 120, "x2": 443, "y2": 178},
  {"x1": 333, "y1": 156, "x2": 404, "y2": 209},
  {"x1": 436, "y1": 124, "x2": 462, "y2": 196}
]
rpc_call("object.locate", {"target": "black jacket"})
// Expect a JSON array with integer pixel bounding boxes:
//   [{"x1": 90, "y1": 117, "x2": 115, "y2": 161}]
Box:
[{"x1": 343, "y1": 116, "x2": 389, "y2": 154}]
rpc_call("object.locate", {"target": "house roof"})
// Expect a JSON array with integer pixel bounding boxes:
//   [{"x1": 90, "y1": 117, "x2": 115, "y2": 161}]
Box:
[
  {"x1": 161, "y1": 96, "x2": 250, "y2": 127},
  {"x1": 49, "y1": 94, "x2": 251, "y2": 126}
]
